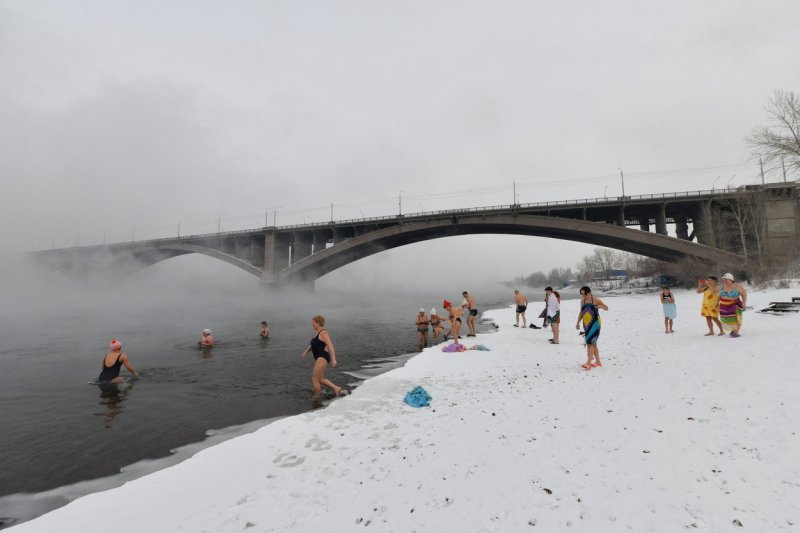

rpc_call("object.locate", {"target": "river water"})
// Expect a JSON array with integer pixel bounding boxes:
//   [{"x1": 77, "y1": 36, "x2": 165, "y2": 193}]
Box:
[{"x1": 0, "y1": 260, "x2": 513, "y2": 527}]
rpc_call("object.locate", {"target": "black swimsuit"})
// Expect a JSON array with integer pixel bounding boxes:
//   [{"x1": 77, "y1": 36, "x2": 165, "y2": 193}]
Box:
[
  {"x1": 310, "y1": 329, "x2": 331, "y2": 363},
  {"x1": 98, "y1": 353, "x2": 123, "y2": 382}
]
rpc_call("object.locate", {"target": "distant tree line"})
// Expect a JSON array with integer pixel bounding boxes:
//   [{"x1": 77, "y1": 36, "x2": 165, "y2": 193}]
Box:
[{"x1": 510, "y1": 248, "x2": 665, "y2": 288}]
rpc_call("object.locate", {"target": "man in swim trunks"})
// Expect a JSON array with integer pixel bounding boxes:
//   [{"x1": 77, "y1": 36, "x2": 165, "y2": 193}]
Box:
[
  {"x1": 462, "y1": 291, "x2": 478, "y2": 337},
  {"x1": 514, "y1": 289, "x2": 528, "y2": 327}
]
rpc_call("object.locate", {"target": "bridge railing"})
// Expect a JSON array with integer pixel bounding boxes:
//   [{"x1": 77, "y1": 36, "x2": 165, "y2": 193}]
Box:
[{"x1": 276, "y1": 186, "x2": 746, "y2": 230}]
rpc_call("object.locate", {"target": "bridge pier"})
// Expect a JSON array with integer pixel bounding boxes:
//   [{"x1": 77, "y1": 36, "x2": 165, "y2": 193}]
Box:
[
  {"x1": 263, "y1": 231, "x2": 290, "y2": 281},
  {"x1": 333, "y1": 226, "x2": 355, "y2": 243},
  {"x1": 250, "y1": 236, "x2": 265, "y2": 268},
  {"x1": 655, "y1": 204, "x2": 668, "y2": 235},
  {"x1": 675, "y1": 216, "x2": 689, "y2": 240},
  {"x1": 292, "y1": 231, "x2": 313, "y2": 263},
  {"x1": 693, "y1": 201, "x2": 714, "y2": 245},
  {"x1": 616, "y1": 206, "x2": 625, "y2": 226},
  {"x1": 763, "y1": 186, "x2": 800, "y2": 270},
  {"x1": 313, "y1": 229, "x2": 332, "y2": 253}
]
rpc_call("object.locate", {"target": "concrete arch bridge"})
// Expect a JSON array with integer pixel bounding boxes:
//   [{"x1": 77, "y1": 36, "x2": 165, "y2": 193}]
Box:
[{"x1": 35, "y1": 184, "x2": 800, "y2": 286}]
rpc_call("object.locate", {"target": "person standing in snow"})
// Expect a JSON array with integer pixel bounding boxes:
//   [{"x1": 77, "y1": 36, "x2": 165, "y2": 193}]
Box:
[
  {"x1": 545, "y1": 286, "x2": 561, "y2": 344},
  {"x1": 300, "y1": 315, "x2": 345, "y2": 398},
  {"x1": 660, "y1": 287, "x2": 676, "y2": 333},
  {"x1": 415, "y1": 308, "x2": 430, "y2": 350},
  {"x1": 514, "y1": 289, "x2": 528, "y2": 327},
  {"x1": 575, "y1": 286, "x2": 608, "y2": 370},
  {"x1": 696, "y1": 276, "x2": 724, "y2": 336}
]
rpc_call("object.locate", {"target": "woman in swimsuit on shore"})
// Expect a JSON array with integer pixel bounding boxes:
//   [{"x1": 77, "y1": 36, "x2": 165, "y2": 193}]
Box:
[
  {"x1": 718, "y1": 272, "x2": 747, "y2": 337},
  {"x1": 696, "y1": 276, "x2": 724, "y2": 336},
  {"x1": 300, "y1": 315, "x2": 344, "y2": 397},
  {"x1": 660, "y1": 286, "x2": 676, "y2": 333},
  {"x1": 429, "y1": 308, "x2": 445, "y2": 342},
  {"x1": 98, "y1": 339, "x2": 140, "y2": 384},
  {"x1": 575, "y1": 286, "x2": 608, "y2": 370},
  {"x1": 415, "y1": 308, "x2": 430, "y2": 350}
]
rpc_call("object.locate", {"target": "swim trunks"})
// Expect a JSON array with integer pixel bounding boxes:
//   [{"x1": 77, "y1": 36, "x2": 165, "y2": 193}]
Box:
[
  {"x1": 551, "y1": 311, "x2": 560, "y2": 324},
  {"x1": 516, "y1": 305, "x2": 527, "y2": 313},
  {"x1": 469, "y1": 309, "x2": 478, "y2": 317}
]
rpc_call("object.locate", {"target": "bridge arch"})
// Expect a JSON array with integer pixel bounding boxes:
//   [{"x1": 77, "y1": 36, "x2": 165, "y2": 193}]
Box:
[
  {"x1": 279, "y1": 214, "x2": 744, "y2": 283},
  {"x1": 64, "y1": 242, "x2": 265, "y2": 279},
  {"x1": 127, "y1": 242, "x2": 264, "y2": 278}
]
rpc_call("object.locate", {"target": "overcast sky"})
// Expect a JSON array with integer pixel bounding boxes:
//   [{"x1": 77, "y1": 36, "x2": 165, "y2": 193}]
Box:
[{"x1": 2, "y1": 1, "x2": 799, "y2": 287}]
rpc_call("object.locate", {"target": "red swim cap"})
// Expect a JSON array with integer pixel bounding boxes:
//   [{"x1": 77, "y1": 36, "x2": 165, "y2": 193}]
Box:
[{"x1": 443, "y1": 299, "x2": 452, "y2": 308}]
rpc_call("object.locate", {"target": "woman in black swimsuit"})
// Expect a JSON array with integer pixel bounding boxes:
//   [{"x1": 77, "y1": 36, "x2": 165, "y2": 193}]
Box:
[
  {"x1": 415, "y1": 308, "x2": 430, "y2": 350},
  {"x1": 98, "y1": 339, "x2": 140, "y2": 384},
  {"x1": 300, "y1": 315, "x2": 344, "y2": 397}
]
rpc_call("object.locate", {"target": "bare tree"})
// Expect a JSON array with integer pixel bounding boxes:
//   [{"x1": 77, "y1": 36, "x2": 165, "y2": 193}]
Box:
[
  {"x1": 575, "y1": 254, "x2": 595, "y2": 282},
  {"x1": 748, "y1": 90, "x2": 800, "y2": 175},
  {"x1": 593, "y1": 248, "x2": 621, "y2": 278},
  {"x1": 720, "y1": 192, "x2": 766, "y2": 266}
]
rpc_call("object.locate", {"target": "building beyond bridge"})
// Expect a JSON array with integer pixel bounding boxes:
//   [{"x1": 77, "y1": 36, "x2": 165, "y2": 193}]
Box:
[{"x1": 34, "y1": 183, "x2": 800, "y2": 286}]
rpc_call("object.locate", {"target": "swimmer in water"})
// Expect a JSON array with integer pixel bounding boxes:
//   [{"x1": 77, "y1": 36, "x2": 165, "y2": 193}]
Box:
[
  {"x1": 98, "y1": 339, "x2": 140, "y2": 384},
  {"x1": 259, "y1": 321, "x2": 270, "y2": 339},
  {"x1": 198, "y1": 329, "x2": 215, "y2": 347}
]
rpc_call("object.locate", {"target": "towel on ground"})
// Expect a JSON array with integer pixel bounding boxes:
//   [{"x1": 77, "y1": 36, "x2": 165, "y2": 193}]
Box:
[
  {"x1": 442, "y1": 343, "x2": 468, "y2": 352},
  {"x1": 404, "y1": 386, "x2": 432, "y2": 408}
]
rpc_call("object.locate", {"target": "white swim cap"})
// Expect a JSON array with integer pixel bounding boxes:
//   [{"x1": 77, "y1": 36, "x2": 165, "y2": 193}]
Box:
[
  {"x1": 202, "y1": 329, "x2": 212, "y2": 335},
  {"x1": 430, "y1": 307, "x2": 437, "y2": 316},
  {"x1": 722, "y1": 272, "x2": 734, "y2": 281},
  {"x1": 419, "y1": 307, "x2": 425, "y2": 313}
]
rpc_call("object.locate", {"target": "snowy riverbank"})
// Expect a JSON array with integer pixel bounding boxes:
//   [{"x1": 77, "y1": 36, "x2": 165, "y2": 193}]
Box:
[{"x1": 11, "y1": 289, "x2": 800, "y2": 532}]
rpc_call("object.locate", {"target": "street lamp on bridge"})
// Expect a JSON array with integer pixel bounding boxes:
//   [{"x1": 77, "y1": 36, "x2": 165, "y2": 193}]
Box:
[{"x1": 265, "y1": 206, "x2": 282, "y2": 227}]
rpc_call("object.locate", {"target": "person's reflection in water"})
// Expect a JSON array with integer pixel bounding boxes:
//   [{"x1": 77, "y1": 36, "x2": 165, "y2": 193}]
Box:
[
  {"x1": 199, "y1": 345, "x2": 214, "y2": 359},
  {"x1": 94, "y1": 381, "x2": 135, "y2": 429}
]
